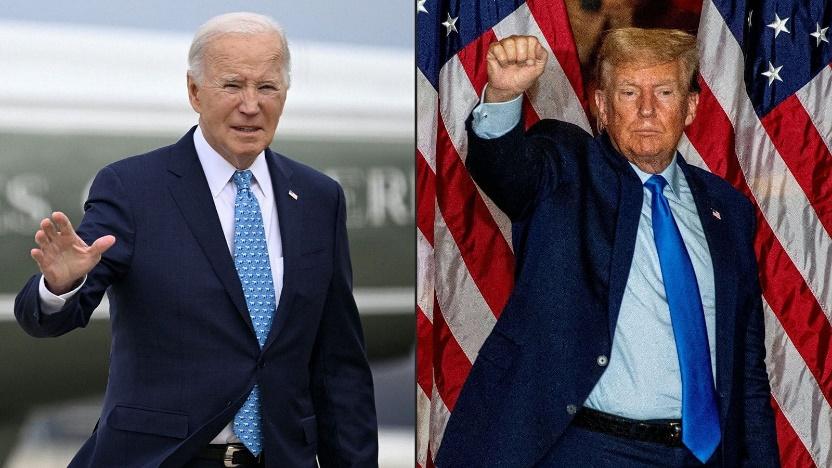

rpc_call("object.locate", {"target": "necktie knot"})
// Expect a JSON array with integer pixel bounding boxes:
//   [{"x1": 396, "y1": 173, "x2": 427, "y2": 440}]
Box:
[
  {"x1": 233, "y1": 170, "x2": 253, "y2": 191},
  {"x1": 644, "y1": 174, "x2": 668, "y2": 197}
]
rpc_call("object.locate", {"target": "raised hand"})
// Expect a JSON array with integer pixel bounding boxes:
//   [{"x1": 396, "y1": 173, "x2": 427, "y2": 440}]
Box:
[
  {"x1": 31, "y1": 211, "x2": 115, "y2": 295},
  {"x1": 485, "y1": 35, "x2": 548, "y2": 103}
]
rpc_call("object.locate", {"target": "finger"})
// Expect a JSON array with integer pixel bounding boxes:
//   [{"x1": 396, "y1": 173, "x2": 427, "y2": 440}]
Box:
[
  {"x1": 90, "y1": 235, "x2": 116, "y2": 255},
  {"x1": 35, "y1": 229, "x2": 51, "y2": 250},
  {"x1": 488, "y1": 42, "x2": 508, "y2": 67},
  {"x1": 515, "y1": 37, "x2": 529, "y2": 65},
  {"x1": 52, "y1": 211, "x2": 77, "y2": 237},
  {"x1": 502, "y1": 37, "x2": 517, "y2": 64},
  {"x1": 40, "y1": 218, "x2": 57, "y2": 242},
  {"x1": 31, "y1": 248, "x2": 45, "y2": 267},
  {"x1": 534, "y1": 41, "x2": 548, "y2": 63}
]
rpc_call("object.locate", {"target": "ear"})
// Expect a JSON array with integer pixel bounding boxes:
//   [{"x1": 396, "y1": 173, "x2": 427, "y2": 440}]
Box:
[
  {"x1": 187, "y1": 73, "x2": 201, "y2": 114},
  {"x1": 594, "y1": 89, "x2": 609, "y2": 129},
  {"x1": 684, "y1": 92, "x2": 699, "y2": 126}
]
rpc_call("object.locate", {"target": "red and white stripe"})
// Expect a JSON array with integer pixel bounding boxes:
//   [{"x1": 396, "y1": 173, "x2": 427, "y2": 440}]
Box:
[
  {"x1": 689, "y1": 2, "x2": 832, "y2": 466},
  {"x1": 416, "y1": 1, "x2": 586, "y2": 465},
  {"x1": 418, "y1": 0, "x2": 831, "y2": 465}
]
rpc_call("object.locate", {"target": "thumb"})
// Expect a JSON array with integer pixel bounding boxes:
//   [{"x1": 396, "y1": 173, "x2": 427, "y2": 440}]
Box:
[
  {"x1": 91, "y1": 235, "x2": 116, "y2": 255},
  {"x1": 534, "y1": 42, "x2": 548, "y2": 63}
]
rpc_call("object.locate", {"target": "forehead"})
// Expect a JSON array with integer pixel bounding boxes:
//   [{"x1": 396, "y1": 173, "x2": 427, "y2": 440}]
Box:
[
  {"x1": 610, "y1": 60, "x2": 683, "y2": 86},
  {"x1": 204, "y1": 32, "x2": 285, "y2": 75}
]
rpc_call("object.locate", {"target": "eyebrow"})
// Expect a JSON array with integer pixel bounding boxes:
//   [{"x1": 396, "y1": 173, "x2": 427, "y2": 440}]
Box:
[{"x1": 617, "y1": 79, "x2": 680, "y2": 87}]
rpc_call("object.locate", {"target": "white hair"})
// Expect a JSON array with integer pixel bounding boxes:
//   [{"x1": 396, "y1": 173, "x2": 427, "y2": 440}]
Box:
[{"x1": 188, "y1": 12, "x2": 292, "y2": 87}]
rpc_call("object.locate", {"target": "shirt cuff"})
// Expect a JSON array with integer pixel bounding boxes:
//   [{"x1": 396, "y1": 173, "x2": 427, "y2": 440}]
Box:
[
  {"x1": 471, "y1": 90, "x2": 523, "y2": 139},
  {"x1": 38, "y1": 275, "x2": 86, "y2": 315}
]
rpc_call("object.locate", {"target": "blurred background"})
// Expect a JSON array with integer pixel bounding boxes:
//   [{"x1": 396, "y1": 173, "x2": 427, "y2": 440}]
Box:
[{"x1": 0, "y1": 1, "x2": 414, "y2": 466}]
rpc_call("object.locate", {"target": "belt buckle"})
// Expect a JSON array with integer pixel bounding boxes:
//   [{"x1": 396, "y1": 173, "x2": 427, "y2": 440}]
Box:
[
  {"x1": 223, "y1": 444, "x2": 245, "y2": 467},
  {"x1": 668, "y1": 422, "x2": 682, "y2": 445}
]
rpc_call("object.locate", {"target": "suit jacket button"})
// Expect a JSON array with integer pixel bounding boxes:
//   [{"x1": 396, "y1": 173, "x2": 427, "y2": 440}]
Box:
[
  {"x1": 597, "y1": 355, "x2": 609, "y2": 367},
  {"x1": 257, "y1": 358, "x2": 266, "y2": 368},
  {"x1": 566, "y1": 404, "x2": 577, "y2": 415}
]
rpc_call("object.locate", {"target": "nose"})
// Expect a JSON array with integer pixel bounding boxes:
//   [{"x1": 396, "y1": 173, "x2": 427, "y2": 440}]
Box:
[
  {"x1": 238, "y1": 86, "x2": 260, "y2": 115},
  {"x1": 638, "y1": 92, "x2": 656, "y2": 118}
]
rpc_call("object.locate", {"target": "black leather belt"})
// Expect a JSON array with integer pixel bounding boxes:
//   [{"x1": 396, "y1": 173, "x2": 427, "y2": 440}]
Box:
[
  {"x1": 572, "y1": 407, "x2": 683, "y2": 447},
  {"x1": 197, "y1": 443, "x2": 263, "y2": 467}
]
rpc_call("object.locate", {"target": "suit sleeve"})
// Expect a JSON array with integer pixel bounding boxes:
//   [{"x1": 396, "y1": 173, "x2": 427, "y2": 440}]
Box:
[
  {"x1": 14, "y1": 165, "x2": 135, "y2": 337},
  {"x1": 465, "y1": 115, "x2": 572, "y2": 222},
  {"x1": 310, "y1": 183, "x2": 378, "y2": 467},
  {"x1": 739, "y1": 202, "x2": 780, "y2": 467}
]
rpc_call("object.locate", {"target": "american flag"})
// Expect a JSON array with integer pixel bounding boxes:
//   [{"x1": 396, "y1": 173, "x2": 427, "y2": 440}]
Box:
[{"x1": 416, "y1": 0, "x2": 831, "y2": 467}]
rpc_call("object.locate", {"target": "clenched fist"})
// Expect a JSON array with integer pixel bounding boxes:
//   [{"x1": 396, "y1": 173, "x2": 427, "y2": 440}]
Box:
[{"x1": 485, "y1": 35, "x2": 548, "y2": 103}]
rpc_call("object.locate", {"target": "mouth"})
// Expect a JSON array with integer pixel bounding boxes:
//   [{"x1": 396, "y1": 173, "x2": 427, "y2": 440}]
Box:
[{"x1": 231, "y1": 126, "x2": 262, "y2": 134}]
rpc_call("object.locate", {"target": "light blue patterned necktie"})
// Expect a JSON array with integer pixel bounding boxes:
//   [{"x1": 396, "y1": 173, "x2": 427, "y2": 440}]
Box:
[
  {"x1": 645, "y1": 175, "x2": 721, "y2": 463},
  {"x1": 231, "y1": 170, "x2": 276, "y2": 456}
]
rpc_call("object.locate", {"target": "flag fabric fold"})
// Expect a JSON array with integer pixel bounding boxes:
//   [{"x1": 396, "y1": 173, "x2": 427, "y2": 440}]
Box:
[{"x1": 416, "y1": 0, "x2": 831, "y2": 466}]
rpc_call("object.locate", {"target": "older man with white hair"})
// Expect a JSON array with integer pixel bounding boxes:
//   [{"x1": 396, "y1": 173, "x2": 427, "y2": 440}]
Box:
[{"x1": 15, "y1": 12, "x2": 378, "y2": 467}]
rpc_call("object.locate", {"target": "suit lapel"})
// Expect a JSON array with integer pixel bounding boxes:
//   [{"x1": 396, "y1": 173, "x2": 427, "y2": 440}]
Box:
[
  {"x1": 263, "y1": 149, "x2": 300, "y2": 352},
  {"x1": 606, "y1": 153, "x2": 644, "y2": 338},
  {"x1": 166, "y1": 128, "x2": 254, "y2": 333},
  {"x1": 679, "y1": 158, "x2": 738, "y2": 424}
]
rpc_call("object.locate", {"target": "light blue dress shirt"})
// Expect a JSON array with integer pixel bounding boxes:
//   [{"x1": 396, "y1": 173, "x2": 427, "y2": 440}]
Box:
[{"x1": 471, "y1": 99, "x2": 716, "y2": 420}]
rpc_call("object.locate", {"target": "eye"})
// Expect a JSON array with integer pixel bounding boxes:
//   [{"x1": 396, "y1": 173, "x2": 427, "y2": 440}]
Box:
[
  {"x1": 259, "y1": 84, "x2": 279, "y2": 92},
  {"x1": 223, "y1": 83, "x2": 241, "y2": 89}
]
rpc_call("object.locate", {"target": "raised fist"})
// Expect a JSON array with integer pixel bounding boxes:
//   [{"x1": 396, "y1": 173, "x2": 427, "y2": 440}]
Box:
[{"x1": 485, "y1": 35, "x2": 548, "y2": 103}]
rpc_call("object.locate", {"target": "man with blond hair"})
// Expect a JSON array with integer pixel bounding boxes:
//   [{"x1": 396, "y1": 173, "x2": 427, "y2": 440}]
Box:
[
  {"x1": 436, "y1": 28, "x2": 778, "y2": 467},
  {"x1": 15, "y1": 12, "x2": 377, "y2": 467}
]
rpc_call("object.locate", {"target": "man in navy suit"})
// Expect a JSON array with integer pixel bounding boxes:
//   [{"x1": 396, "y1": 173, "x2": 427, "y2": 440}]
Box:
[
  {"x1": 436, "y1": 29, "x2": 778, "y2": 467},
  {"x1": 14, "y1": 12, "x2": 377, "y2": 467}
]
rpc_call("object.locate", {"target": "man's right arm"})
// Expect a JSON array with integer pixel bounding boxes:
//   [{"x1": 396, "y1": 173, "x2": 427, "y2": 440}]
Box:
[
  {"x1": 465, "y1": 35, "x2": 559, "y2": 221},
  {"x1": 15, "y1": 165, "x2": 133, "y2": 337}
]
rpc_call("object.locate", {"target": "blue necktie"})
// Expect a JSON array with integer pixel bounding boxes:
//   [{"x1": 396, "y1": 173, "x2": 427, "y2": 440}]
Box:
[
  {"x1": 231, "y1": 170, "x2": 276, "y2": 456},
  {"x1": 645, "y1": 175, "x2": 721, "y2": 463}
]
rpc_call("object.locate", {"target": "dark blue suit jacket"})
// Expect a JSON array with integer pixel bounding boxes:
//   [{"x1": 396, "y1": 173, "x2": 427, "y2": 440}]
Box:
[
  {"x1": 435, "y1": 119, "x2": 779, "y2": 467},
  {"x1": 15, "y1": 127, "x2": 378, "y2": 467}
]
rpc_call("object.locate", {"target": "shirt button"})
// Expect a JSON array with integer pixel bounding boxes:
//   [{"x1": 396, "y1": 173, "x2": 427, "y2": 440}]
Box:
[
  {"x1": 597, "y1": 355, "x2": 609, "y2": 367},
  {"x1": 566, "y1": 404, "x2": 577, "y2": 415}
]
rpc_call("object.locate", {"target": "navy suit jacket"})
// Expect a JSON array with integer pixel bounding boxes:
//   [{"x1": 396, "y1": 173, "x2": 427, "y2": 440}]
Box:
[
  {"x1": 435, "y1": 119, "x2": 779, "y2": 467},
  {"x1": 15, "y1": 127, "x2": 378, "y2": 467}
]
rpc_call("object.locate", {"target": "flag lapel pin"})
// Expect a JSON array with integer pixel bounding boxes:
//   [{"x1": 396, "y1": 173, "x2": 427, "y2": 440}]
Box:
[
  {"x1": 712, "y1": 208, "x2": 721, "y2": 220},
  {"x1": 289, "y1": 190, "x2": 298, "y2": 200}
]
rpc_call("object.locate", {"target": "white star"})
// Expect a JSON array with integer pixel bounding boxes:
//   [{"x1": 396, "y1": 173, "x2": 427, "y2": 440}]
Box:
[
  {"x1": 810, "y1": 23, "x2": 829, "y2": 47},
  {"x1": 767, "y1": 14, "x2": 790, "y2": 38},
  {"x1": 417, "y1": 0, "x2": 428, "y2": 14},
  {"x1": 442, "y1": 13, "x2": 458, "y2": 36},
  {"x1": 761, "y1": 61, "x2": 783, "y2": 86}
]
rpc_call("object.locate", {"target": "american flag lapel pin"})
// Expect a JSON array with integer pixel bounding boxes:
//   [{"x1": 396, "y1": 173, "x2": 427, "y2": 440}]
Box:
[
  {"x1": 289, "y1": 190, "x2": 298, "y2": 200},
  {"x1": 712, "y1": 208, "x2": 721, "y2": 220}
]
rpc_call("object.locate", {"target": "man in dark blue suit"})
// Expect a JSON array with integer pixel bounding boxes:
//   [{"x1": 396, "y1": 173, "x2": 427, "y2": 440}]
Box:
[
  {"x1": 436, "y1": 29, "x2": 778, "y2": 467},
  {"x1": 14, "y1": 12, "x2": 377, "y2": 467}
]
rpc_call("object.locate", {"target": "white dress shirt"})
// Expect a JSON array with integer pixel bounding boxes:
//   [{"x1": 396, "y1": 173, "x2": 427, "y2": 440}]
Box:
[{"x1": 38, "y1": 125, "x2": 284, "y2": 444}]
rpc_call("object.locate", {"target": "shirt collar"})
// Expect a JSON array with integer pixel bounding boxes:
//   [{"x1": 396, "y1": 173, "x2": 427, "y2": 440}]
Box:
[
  {"x1": 628, "y1": 153, "x2": 682, "y2": 199},
  {"x1": 193, "y1": 126, "x2": 272, "y2": 199}
]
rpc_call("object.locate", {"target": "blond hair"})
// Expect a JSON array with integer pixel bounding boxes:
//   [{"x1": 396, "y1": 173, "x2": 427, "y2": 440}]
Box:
[{"x1": 596, "y1": 28, "x2": 699, "y2": 92}]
